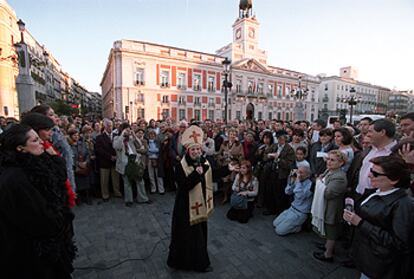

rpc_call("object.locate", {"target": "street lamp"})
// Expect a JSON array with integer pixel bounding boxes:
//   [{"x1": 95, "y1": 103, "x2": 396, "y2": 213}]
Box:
[
  {"x1": 15, "y1": 18, "x2": 37, "y2": 114},
  {"x1": 290, "y1": 76, "x2": 309, "y2": 121},
  {"x1": 337, "y1": 87, "x2": 361, "y2": 124},
  {"x1": 222, "y1": 57, "x2": 232, "y2": 124},
  {"x1": 17, "y1": 19, "x2": 26, "y2": 43}
]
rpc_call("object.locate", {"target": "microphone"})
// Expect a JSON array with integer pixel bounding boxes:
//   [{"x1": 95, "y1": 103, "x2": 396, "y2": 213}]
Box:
[
  {"x1": 345, "y1": 198, "x2": 354, "y2": 225},
  {"x1": 195, "y1": 156, "x2": 201, "y2": 166},
  {"x1": 345, "y1": 197, "x2": 354, "y2": 212}
]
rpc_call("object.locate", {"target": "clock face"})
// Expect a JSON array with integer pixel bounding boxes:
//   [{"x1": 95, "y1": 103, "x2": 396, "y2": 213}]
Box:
[
  {"x1": 236, "y1": 29, "x2": 241, "y2": 39},
  {"x1": 248, "y1": 28, "x2": 255, "y2": 39}
]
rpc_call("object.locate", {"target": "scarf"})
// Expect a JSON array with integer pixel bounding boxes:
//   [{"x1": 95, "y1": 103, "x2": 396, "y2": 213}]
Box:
[{"x1": 181, "y1": 156, "x2": 214, "y2": 225}]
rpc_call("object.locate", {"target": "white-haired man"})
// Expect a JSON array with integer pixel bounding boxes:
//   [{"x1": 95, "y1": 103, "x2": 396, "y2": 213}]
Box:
[
  {"x1": 273, "y1": 165, "x2": 313, "y2": 235},
  {"x1": 95, "y1": 118, "x2": 121, "y2": 201}
]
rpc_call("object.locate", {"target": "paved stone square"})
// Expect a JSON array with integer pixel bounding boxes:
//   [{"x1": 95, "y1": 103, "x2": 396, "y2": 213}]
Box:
[{"x1": 72, "y1": 193, "x2": 359, "y2": 279}]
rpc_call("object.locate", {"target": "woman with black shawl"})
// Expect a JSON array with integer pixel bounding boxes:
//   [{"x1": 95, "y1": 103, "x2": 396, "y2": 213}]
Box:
[{"x1": 0, "y1": 124, "x2": 76, "y2": 279}]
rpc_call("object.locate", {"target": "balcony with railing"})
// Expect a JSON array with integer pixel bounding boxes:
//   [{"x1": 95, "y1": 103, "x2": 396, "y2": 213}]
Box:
[
  {"x1": 207, "y1": 85, "x2": 216, "y2": 92},
  {"x1": 160, "y1": 82, "x2": 170, "y2": 88}
]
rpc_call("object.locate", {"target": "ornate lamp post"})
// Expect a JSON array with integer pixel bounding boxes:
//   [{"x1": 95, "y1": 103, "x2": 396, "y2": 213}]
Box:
[
  {"x1": 222, "y1": 57, "x2": 232, "y2": 124},
  {"x1": 290, "y1": 76, "x2": 308, "y2": 121},
  {"x1": 337, "y1": 87, "x2": 361, "y2": 124},
  {"x1": 15, "y1": 19, "x2": 36, "y2": 114}
]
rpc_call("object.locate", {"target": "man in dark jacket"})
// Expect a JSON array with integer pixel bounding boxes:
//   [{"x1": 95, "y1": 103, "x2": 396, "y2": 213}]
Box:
[{"x1": 95, "y1": 118, "x2": 121, "y2": 201}]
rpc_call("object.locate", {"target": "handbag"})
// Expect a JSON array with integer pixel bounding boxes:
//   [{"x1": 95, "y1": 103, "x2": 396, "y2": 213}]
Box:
[
  {"x1": 230, "y1": 192, "x2": 248, "y2": 209},
  {"x1": 75, "y1": 153, "x2": 90, "y2": 176},
  {"x1": 150, "y1": 159, "x2": 158, "y2": 168},
  {"x1": 124, "y1": 154, "x2": 145, "y2": 184}
]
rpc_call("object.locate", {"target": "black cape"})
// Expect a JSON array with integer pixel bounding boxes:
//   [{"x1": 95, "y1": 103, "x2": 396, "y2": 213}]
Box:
[
  {"x1": 167, "y1": 155, "x2": 210, "y2": 271},
  {"x1": 0, "y1": 153, "x2": 75, "y2": 279}
]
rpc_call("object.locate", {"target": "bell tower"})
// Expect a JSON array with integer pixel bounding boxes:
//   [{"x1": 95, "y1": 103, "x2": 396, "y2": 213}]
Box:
[{"x1": 217, "y1": 0, "x2": 267, "y2": 65}]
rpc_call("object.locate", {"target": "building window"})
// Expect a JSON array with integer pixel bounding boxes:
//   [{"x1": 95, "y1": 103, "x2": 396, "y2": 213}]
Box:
[
  {"x1": 277, "y1": 112, "x2": 281, "y2": 120},
  {"x1": 285, "y1": 86, "x2": 290, "y2": 96},
  {"x1": 179, "y1": 109, "x2": 186, "y2": 120},
  {"x1": 162, "y1": 95, "x2": 169, "y2": 103},
  {"x1": 208, "y1": 97, "x2": 215, "y2": 107},
  {"x1": 160, "y1": 71, "x2": 169, "y2": 87},
  {"x1": 325, "y1": 84, "x2": 329, "y2": 91},
  {"x1": 194, "y1": 109, "x2": 201, "y2": 120},
  {"x1": 207, "y1": 76, "x2": 215, "y2": 92},
  {"x1": 178, "y1": 96, "x2": 186, "y2": 105},
  {"x1": 162, "y1": 109, "x2": 169, "y2": 119},
  {"x1": 193, "y1": 74, "x2": 201, "y2": 91},
  {"x1": 268, "y1": 84, "x2": 274, "y2": 96},
  {"x1": 258, "y1": 83, "x2": 264, "y2": 94},
  {"x1": 236, "y1": 111, "x2": 241, "y2": 119},
  {"x1": 258, "y1": 111, "x2": 263, "y2": 120},
  {"x1": 278, "y1": 85, "x2": 282, "y2": 97},
  {"x1": 177, "y1": 72, "x2": 186, "y2": 89},
  {"x1": 138, "y1": 108, "x2": 145, "y2": 119},
  {"x1": 194, "y1": 96, "x2": 201, "y2": 105},
  {"x1": 268, "y1": 112, "x2": 272, "y2": 120},
  {"x1": 286, "y1": 112, "x2": 289, "y2": 121},
  {"x1": 236, "y1": 79, "x2": 242, "y2": 93},
  {"x1": 135, "y1": 68, "x2": 144, "y2": 86},
  {"x1": 208, "y1": 110, "x2": 214, "y2": 120},
  {"x1": 248, "y1": 81, "x2": 254, "y2": 93}
]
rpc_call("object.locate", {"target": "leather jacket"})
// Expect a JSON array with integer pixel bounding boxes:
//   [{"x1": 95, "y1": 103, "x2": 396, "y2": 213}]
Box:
[{"x1": 351, "y1": 188, "x2": 414, "y2": 279}]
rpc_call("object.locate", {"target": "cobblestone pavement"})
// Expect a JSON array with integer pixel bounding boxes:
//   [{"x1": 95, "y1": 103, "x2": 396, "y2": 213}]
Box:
[{"x1": 72, "y1": 192, "x2": 359, "y2": 279}]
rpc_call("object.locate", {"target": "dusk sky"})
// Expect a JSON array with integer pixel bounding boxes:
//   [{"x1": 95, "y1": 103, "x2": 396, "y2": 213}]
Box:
[{"x1": 8, "y1": 0, "x2": 414, "y2": 93}]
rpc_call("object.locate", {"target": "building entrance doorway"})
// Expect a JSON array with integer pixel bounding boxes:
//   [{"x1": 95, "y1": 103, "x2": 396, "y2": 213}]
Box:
[{"x1": 246, "y1": 103, "x2": 254, "y2": 120}]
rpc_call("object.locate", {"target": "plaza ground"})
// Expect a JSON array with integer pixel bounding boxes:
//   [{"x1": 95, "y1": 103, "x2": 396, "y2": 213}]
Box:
[{"x1": 72, "y1": 192, "x2": 359, "y2": 279}]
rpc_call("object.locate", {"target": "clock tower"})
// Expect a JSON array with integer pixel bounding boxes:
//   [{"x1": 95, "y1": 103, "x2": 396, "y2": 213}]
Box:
[{"x1": 217, "y1": 0, "x2": 268, "y2": 65}]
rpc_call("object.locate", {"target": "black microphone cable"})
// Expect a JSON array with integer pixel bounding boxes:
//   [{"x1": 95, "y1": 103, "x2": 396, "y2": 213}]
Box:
[{"x1": 74, "y1": 235, "x2": 170, "y2": 271}]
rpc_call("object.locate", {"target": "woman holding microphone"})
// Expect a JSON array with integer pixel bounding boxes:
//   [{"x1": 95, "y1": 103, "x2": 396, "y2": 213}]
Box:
[{"x1": 343, "y1": 155, "x2": 414, "y2": 279}]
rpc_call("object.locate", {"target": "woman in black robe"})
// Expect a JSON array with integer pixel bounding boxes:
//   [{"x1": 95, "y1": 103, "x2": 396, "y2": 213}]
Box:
[{"x1": 167, "y1": 126, "x2": 213, "y2": 272}]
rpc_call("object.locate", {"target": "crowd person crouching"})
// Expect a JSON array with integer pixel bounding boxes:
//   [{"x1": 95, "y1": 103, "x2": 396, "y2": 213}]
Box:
[
  {"x1": 227, "y1": 160, "x2": 259, "y2": 223},
  {"x1": 273, "y1": 165, "x2": 313, "y2": 235}
]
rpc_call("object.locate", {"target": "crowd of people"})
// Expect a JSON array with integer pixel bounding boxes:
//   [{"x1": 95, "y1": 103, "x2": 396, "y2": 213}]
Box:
[{"x1": 1, "y1": 105, "x2": 413, "y2": 278}]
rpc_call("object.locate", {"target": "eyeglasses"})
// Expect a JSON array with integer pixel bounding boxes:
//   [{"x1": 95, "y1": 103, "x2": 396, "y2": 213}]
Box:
[{"x1": 370, "y1": 168, "x2": 388, "y2": 178}]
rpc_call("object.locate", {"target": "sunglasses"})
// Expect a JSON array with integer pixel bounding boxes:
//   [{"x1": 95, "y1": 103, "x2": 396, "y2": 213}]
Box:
[{"x1": 370, "y1": 168, "x2": 388, "y2": 178}]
